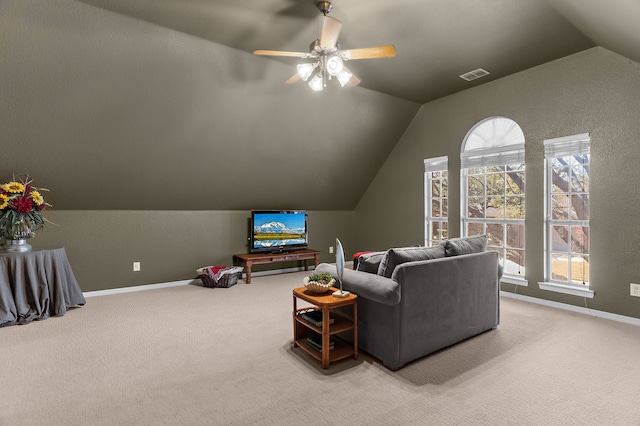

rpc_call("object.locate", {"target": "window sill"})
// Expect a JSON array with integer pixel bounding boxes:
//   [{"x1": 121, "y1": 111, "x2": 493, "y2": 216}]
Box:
[
  {"x1": 501, "y1": 275, "x2": 528, "y2": 286},
  {"x1": 538, "y1": 281, "x2": 594, "y2": 298}
]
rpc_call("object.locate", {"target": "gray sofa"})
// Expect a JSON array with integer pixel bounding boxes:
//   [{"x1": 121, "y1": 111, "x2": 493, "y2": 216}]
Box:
[{"x1": 316, "y1": 236, "x2": 500, "y2": 370}]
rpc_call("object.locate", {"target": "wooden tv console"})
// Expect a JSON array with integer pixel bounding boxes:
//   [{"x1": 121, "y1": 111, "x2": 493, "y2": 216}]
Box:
[{"x1": 232, "y1": 249, "x2": 320, "y2": 284}]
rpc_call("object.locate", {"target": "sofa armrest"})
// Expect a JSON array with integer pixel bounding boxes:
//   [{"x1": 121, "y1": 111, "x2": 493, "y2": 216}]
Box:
[{"x1": 316, "y1": 263, "x2": 400, "y2": 306}]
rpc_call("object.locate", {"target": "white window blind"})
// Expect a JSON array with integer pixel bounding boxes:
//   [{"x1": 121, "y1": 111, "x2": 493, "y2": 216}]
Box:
[
  {"x1": 461, "y1": 144, "x2": 525, "y2": 169},
  {"x1": 544, "y1": 133, "x2": 590, "y2": 157},
  {"x1": 424, "y1": 156, "x2": 448, "y2": 172}
]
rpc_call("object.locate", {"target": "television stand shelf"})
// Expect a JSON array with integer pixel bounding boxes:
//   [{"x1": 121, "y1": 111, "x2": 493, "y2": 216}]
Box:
[{"x1": 233, "y1": 249, "x2": 320, "y2": 284}]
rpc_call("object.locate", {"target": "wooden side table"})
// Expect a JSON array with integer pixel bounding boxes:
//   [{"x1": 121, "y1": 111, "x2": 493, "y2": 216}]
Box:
[{"x1": 292, "y1": 287, "x2": 357, "y2": 369}]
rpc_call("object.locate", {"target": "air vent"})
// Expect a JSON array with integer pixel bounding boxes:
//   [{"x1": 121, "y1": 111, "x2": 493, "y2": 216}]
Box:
[{"x1": 459, "y1": 68, "x2": 490, "y2": 81}]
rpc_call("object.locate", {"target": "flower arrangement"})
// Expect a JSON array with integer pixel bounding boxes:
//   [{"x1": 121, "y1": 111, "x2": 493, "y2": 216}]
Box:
[{"x1": 0, "y1": 175, "x2": 50, "y2": 240}]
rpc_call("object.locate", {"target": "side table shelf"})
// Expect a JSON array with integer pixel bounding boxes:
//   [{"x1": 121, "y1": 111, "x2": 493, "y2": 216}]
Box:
[{"x1": 292, "y1": 287, "x2": 357, "y2": 369}]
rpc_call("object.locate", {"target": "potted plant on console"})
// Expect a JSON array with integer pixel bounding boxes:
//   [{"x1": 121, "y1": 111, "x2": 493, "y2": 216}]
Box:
[{"x1": 303, "y1": 271, "x2": 335, "y2": 294}]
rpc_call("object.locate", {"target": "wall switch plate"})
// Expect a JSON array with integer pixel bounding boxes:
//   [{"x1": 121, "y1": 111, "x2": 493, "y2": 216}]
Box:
[
  {"x1": 133, "y1": 262, "x2": 141, "y2": 272},
  {"x1": 630, "y1": 283, "x2": 640, "y2": 297},
  {"x1": 329, "y1": 246, "x2": 334, "y2": 254}
]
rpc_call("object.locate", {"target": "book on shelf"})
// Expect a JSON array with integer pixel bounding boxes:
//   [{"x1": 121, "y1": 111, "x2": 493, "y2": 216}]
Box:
[
  {"x1": 301, "y1": 310, "x2": 334, "y2": 327},
  {"x1": 306, "y1": 334, "x2": 335, "y2": 352}
]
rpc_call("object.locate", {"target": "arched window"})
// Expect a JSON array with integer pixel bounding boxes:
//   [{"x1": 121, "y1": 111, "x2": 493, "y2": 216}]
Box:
[{"x1": 461, "y1": 117, "x2": 526, "y2": 283}]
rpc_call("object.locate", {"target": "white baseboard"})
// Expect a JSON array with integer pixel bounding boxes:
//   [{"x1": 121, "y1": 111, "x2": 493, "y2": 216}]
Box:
[
  {"x1": 83, "y1": 279, "x2": 199, "y2": 298},
  {"x1": 500, "y1": 291, "x2": 640, "y2": 327},
  {"x1": 82, "y1": 264, "x2": 323, "y2": 298},
  {"x1": 84, "y1": 272, "x2": 639, "y2": 328}
]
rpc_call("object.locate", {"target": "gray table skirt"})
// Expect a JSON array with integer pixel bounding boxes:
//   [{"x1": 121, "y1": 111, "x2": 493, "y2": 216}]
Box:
[{"x1": 0, "y1": 248, "x2": 86, "y2": 327}]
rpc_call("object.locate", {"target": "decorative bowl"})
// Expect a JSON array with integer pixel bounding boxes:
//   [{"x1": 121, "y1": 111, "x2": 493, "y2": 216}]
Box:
[{"x1": 303, "y1": 276, "x2": 335, "y2": 294}]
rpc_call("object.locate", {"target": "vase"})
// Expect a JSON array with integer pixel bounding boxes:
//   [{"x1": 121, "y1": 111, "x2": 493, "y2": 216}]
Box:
[
  {"x1": 1, "y1": 214, "x2": 35, "y2": 244},
  {"x1": 3, "y1": 238, "x2": 32, "y2": 253}
]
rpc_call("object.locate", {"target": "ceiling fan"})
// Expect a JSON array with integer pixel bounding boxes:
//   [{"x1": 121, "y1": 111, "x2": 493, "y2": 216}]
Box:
[{"x1": 254, "y1": 1, "x2": 396, "y2": 91}]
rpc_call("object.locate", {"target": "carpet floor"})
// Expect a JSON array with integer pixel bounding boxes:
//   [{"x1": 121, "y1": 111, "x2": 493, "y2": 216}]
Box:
[{"x1": 1, "y1": 270, "x2": 640, "y2": 425}]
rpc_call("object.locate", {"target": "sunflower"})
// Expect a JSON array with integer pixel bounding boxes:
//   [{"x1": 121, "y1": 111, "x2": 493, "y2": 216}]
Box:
[
  {"x1": 2, "y1": 181, "x2": 24, "y2": 194},
  {"x1": 31, "y1": 190, "x2": 45, "y2": 206},
  {"x1": 0, "y1": 193, "x2": 8, "y2": 210}
]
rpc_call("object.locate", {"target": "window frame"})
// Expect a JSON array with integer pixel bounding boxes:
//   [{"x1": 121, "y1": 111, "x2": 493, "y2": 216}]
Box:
[
  {"x1": 539, "y1": 133, "x2": 593, "y2": 298},
  {"x1": 424, "y1": 156, "x2": 448, "y2": 247},
  {"x1": 460, "y1": 117, "x2": 527, "y2": 286},
  {"x1": 462, "y1": 165, "x2": 526, "y2": 284}
]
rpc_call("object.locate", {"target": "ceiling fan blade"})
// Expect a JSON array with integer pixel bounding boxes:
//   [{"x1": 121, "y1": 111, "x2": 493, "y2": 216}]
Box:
[
  {"x1": 253, "y1": 49, "x2": 311, "y2": 58},
  {"x1": 285, "y1": 74, "x2": 300, "y2": 85},
  {"x1": 320, "y1": 16, "x2": 342, "y2": 49},
  {"x1": 342, "y1": 66, "x2": 361, "y2": 87},
  {"x1": 341, "y1": 45, "x2": 397, "y2": 60}
]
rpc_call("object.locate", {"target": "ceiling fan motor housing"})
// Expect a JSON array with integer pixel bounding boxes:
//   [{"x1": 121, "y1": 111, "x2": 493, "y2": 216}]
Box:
[
  {"x1": 309, "y1": 39, "x2": 340, "y2": 55},
  {"x1": 318, "y1": 1, "x2": 332, "y2": 16},
  {"x1": 310, "y1": 39, "x2": 323, "y2": 54}
]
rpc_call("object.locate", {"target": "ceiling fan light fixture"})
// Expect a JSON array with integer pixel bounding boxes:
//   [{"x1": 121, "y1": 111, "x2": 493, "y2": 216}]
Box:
[
  {"x1": 308, "y1": 73, "x2": 324, "y2": 91},
  {"x1": 337, "y1": 69, "x2": 352, "y2": 87},
  {"x1": 296, "y1": 63, "x2": 317, "y2": 81},
  {"x1": 326, "y1": 55, "x2": 344, "y2": 76},
  {"x1": 253, "y1": 0, "x2": 395, "y2": 92}
]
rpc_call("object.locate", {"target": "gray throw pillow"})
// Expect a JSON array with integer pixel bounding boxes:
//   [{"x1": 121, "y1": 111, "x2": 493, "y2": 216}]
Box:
[
  {"x1": 377, "y1": 245, "x2": 446, "y2": 278},
  {"x1": 356, "y1": 251, "x2": 386, "y2": 274},
  {"x1": 445, "y1": 235, "x2": 487, "y2": 256}
]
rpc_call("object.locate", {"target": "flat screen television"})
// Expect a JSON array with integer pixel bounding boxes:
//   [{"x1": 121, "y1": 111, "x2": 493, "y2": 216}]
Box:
[{"x1": 250, "y1": 210, "x2": 308, "y2": 253}]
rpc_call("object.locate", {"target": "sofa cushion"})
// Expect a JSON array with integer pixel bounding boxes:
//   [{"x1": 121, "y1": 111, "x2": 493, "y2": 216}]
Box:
[
  {"x1": 377, "y1": 245, "x2": 446, "y2": 278},
  {"x1": 445, "y1": 235, "x2": 487, "y2": 256},
  {"x1": 356, "y1": 251, "x2": 387, "y2": 274}
]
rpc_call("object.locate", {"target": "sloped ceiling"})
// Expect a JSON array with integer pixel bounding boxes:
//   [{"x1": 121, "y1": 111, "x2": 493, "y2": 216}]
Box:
[
  {"x1": 72, "y1": 0, "x2": 640, "y2": 103},
  {"x1": 1, "y1": 0, "x2": 419, "y2": 211},
  {"x1": 2, "y1": 0, "x2": 639, "y2": 210}
]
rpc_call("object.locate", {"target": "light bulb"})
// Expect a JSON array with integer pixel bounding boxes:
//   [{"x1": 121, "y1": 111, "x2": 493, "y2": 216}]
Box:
[
  {"x1": 296, "y1": 63, "x2": 316, "y2": 81},
  {"x1": 326, "y1": 56, "x2": 344, "y2": 76},
  {"x1": 308, "y1": 73, "x2": 323, "y2": 91}
]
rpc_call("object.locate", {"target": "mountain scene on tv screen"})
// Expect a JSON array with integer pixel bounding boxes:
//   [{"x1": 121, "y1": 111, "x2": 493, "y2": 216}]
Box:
[{"x1": 254, "y1": 218, "x2": 306, "y2": 249}]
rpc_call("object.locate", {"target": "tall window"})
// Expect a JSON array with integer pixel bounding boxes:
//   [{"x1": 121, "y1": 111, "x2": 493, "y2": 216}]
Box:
[
  {"x1": 424, "y1": 156, "x2": 448, "y2": 246},
  {"x1": 542, "y1": 133, "x2": 591, "y2": 297},
  {"x1": 461, "y1": 117, "x2": 526, "y2": 282}
]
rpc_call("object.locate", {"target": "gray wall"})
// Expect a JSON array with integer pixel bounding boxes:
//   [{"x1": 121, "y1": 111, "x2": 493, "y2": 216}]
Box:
[
  {"x1": 4, "y1": 0, "x2": 640, "y2": 322},
  {"x1": 355, "y1": 47, "x2": 640, "y2": 319},
  {"x1": 1, "y1": 0, "x2": 418, "y2": 211},
  {"x1": 0, "y1": 0, "x2": 408, "y2": 292},
  {"x1": 32, "y1": 210, "x2": 353, "y2": 292}
]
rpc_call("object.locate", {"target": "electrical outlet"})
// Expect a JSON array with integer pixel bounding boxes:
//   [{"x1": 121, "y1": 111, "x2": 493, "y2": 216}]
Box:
[
  {"x1": 133, "y1": 262, "x2": 141, "y2": 272},
  {"x1": 329, "y1": 246, "x2": 334, "y2": 254},
  {"x1": 630, "y1": 283, "x2": 640, "y2": 297}
]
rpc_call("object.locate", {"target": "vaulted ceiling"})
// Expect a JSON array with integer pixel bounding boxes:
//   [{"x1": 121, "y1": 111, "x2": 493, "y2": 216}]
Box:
[
  {"x1": 3, "y1": 0, "x2": 640, "y2": 211},
  {"x1": 75, "y1": 0, "x2": 640, "y2": 104}
]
